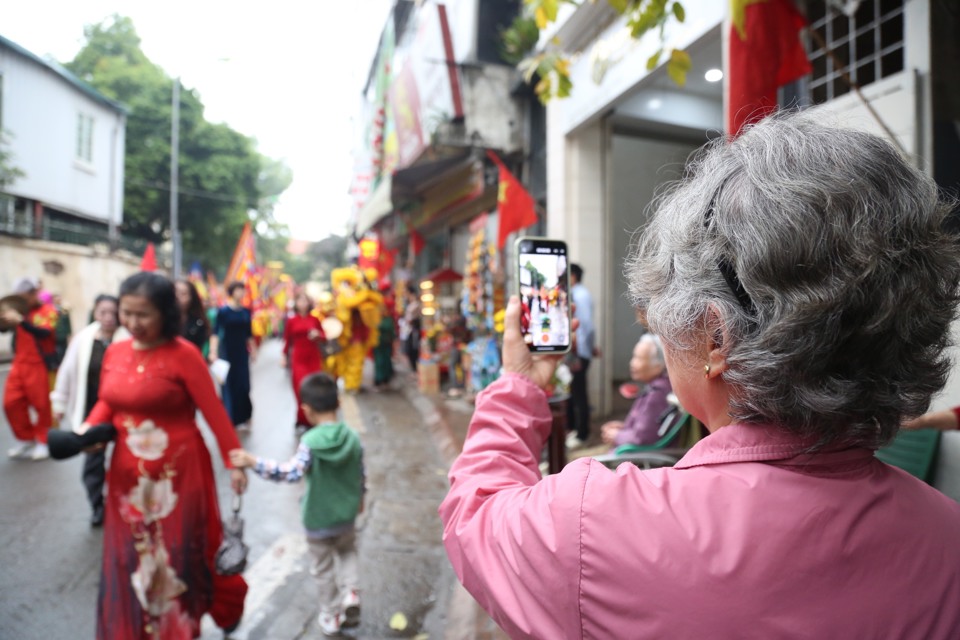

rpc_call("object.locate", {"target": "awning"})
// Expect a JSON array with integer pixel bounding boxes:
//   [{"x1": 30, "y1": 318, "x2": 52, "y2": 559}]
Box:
[
  {"x1": 420, "y1": 267, "x2": 463, "y2": 286},
  {"x1": 354, "y1": 176, "x2": 393, "y2": 236}
]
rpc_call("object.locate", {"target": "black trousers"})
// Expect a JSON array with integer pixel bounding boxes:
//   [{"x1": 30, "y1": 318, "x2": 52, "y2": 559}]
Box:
[
  {"x1": 567, "y1": 357, "x2": 591, "y2": 440},
  {"x1": 82, "y1": 448, "x2": 106, "y2": 512}
]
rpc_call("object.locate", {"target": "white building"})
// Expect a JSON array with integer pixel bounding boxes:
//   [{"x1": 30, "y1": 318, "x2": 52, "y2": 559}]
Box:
[{"x1": 0, "y1": 34, "x2": 126, "y2": 242}]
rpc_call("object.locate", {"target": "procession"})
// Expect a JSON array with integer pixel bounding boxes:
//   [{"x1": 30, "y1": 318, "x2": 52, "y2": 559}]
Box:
[{"x1": 5, "y1": 1, "x2": 960, "y2": 639}]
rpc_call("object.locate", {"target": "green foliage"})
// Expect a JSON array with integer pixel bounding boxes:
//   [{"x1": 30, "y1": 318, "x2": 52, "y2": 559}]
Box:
[
  {"x1": 508, "y1": 0, "x2": 690, "y2": 102},
  {"x1": 500, "y1": 15, "x2": 541, "y2": 65},
  {"x1": 64, "y1": 14, "x2": 289, "y2": 270},
  {"x1": 0, "y1": 131, "x2": 26, "y2": 187}
]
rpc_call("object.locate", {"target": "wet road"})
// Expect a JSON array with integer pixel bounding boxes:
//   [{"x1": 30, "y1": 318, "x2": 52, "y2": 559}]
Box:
[{"x1": 0, "y1": 339, "x2": 486, "y2": 639}]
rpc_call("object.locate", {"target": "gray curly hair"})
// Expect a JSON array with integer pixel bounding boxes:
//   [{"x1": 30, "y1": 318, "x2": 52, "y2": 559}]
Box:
[{"x1": 626, "y1": 112, "x2": 960, "y2": 449}]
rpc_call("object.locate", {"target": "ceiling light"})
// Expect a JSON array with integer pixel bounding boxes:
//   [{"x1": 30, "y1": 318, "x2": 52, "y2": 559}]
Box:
[{"x1": 705, "y1": 68, "x2": 723, "y2": 82}]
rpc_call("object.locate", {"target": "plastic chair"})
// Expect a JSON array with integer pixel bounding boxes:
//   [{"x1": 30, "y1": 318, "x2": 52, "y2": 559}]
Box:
[
  {"x1": 875, "y1": 428, "x2": 941, "y2": 484},
  {"x1": 593, "y1": 409, "x2": 695, "y2": 471}
]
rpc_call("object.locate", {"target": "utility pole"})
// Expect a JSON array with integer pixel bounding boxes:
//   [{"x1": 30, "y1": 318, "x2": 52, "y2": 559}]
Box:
[{"x1": 170, "y1": 77, "x2": 182, "y2": 280}]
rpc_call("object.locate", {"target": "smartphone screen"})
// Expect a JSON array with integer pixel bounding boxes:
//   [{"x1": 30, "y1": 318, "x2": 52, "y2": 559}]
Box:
[{"x1": 515, "y1": 237, "x2": 571, "y2": 353}]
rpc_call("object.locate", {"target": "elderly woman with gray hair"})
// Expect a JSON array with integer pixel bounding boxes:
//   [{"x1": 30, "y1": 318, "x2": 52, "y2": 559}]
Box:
[
  {"x1": 599, "y1": 333, "x2": 674, "y2": 449},
  {"x1": 439, "y1": 113, "x2": 960, "y2": 639}
]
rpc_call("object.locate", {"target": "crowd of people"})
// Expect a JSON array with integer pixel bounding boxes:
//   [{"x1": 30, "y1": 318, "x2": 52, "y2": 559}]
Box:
[
  {"x1": 0, "y1": 270, "x2": 382, "y2": 638},
  {"x1": 6, "y1": 113, "x2": 960, "y2": 638}
]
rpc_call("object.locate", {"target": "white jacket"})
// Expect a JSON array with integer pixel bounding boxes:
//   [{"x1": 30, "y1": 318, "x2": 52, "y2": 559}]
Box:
[{"x1": 50, "y1": 322, "x2": 130, "y2": 433}]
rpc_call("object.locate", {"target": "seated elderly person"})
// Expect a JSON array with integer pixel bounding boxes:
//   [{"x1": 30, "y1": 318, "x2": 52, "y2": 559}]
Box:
[
  {"x1": 439, "y1": 113, "x2": 960, "y2": 638},
  {"x1": 600, "y1": 334, "x2": 673, "y2": 449}
]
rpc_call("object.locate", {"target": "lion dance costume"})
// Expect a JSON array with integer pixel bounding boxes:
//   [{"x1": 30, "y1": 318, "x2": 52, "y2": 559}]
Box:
[{"x1": 330, "y1": 267, "x2": 383, "y2": 392}]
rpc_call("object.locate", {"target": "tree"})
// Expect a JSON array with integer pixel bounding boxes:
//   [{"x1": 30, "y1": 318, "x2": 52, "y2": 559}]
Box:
[
  {"x1": 503, "y1": 0, "x2": 689, "y2": 103},
  {"x1": 308, "y1": 235, "x2": 349, "y2": 287},
  {"x1": 64, "y1": 15, "x2": 275, "y2": 269},
  {"x1": 0, "y1": 131, "x2": 26, "y2": 187}
]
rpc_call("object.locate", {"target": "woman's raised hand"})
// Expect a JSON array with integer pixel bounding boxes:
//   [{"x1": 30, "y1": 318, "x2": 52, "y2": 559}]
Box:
[{"x1": 501, "y1": 295, "x2": 565, "y2": 391}]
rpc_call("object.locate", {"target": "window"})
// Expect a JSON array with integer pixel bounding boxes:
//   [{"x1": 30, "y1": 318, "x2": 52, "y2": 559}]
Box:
[
  {"x1": 76, "y1": 112, "x2": 94, "y2": 163},
  {"x1": 804, "y1": 0, "x2": 905, "y2": 105}
]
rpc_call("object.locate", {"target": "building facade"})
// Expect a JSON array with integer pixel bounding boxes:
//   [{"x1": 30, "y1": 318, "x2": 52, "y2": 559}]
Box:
[{"x1": 0, "y1": 34, "x2": 127, "y2": 246}]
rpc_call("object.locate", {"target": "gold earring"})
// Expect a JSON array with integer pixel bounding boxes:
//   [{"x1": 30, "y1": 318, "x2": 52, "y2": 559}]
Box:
[{"x1": 704, "y1": 364, "x2": 711, "y2": 378}]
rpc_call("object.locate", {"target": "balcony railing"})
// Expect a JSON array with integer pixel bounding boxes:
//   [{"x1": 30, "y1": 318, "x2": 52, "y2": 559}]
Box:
[{"x1": 0, "y1": 197, "x2": 165, "y2": 262}]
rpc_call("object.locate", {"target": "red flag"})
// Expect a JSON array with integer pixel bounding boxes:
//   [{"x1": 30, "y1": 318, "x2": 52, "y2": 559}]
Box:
[
  {"x1": 726, "y1": 0, "x2": 811, "y2": 137},
  {"x1": 225, "y1": 222, "x2": 256, "y2": 285},
  {"x1": 410, "y1": 228, "x2": 425, "y2": 257},
  {"x1": 139, "y1": 242, "x2": 157, "y2": 272},
  {"x1": 487, "y1": 150, "x2": 537, "y2": 249}
]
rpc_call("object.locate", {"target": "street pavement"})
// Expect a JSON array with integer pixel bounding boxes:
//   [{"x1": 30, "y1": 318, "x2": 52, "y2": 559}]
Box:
[{"x1": 0, "y1": 339, "x2": 507, "y2": 640}]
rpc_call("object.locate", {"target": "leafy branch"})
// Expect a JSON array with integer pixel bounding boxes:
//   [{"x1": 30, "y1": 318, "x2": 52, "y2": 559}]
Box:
[
  {"x1": 502, "y1": 0, "x2": 690, "y2": 103},
  {"x1": 0, "y1": 131, "x2": 26, "y2": 188}
]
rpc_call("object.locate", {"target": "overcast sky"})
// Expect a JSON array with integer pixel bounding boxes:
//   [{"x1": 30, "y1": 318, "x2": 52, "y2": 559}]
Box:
[{"x1": 3, "y1": 0, "x2": 394, "y2": 241}]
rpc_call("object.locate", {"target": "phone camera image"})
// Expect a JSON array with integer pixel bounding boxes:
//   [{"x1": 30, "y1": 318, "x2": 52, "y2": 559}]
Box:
[{"x1": 516, "y1": 238, "x2": 571, "y2": 353}]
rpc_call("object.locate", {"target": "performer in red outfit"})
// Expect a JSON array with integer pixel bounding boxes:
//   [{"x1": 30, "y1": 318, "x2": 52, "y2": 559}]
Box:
[
  {"x1": 283, "y1": 292, "x2": 325, "y2": 428},
  {"x1": 2, "y1": 276, "x2": 59, "y2": 460},
  {"x1": 82, "y1": 272, "x2": 248, "y2": 639}
]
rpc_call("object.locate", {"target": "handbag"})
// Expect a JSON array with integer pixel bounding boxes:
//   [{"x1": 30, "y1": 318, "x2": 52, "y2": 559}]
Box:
[{"x1": 215, "y1": 494, "x2": 249, "y2": 576}]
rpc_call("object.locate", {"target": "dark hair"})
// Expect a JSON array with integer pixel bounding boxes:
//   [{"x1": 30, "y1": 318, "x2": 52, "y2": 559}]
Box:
[
  {"x1": 226, "y1": 281, "x2": 245, "y2": 297},
  {"x1": 177, "y1": 278, "x2": 210, "y2": 336},
  {"x1": 570, "y1": 263, "x2": 583, "y2": 281},
  {"x1": 91, "y1": 294, "x2": 119, "y2": 324},
  {"x1": 177, "y1": 279, "x2": 208, "y2": 319},
  {"x1": 299, "y1": 373, "x2": 339, "y2": 414},
  {"x1": 119, "y1": 272, "x2": 181, "y2": 339}
]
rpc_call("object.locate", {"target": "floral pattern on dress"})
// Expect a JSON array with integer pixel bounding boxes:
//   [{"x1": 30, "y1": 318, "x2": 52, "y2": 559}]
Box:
[
  {"x1": 121, "y1": 476, "x2": 179, "y2": 525},
  {"x1": 122, "y1": 415, "x2": 187, "y2": 637},
  {"x1": 125, "y1": 419, "x2": 170, "y2": 461},
  {"x1": 131, "y1": 543, "x2": 187, "y2": 616}
]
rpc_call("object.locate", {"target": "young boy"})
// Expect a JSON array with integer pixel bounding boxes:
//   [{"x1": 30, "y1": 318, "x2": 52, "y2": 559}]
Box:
[{"x1": 230, "y1": 372, "x2": 364, "y2": 636}]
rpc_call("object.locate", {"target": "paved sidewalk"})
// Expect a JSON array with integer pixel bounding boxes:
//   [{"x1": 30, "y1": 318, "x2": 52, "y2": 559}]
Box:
[{"x1": 395, "y1": 367, "x2": 510, "y2": 640}]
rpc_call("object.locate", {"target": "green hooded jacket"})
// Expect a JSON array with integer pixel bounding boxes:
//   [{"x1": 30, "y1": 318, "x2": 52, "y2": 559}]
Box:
[{"x1": 300, "y1": 421, "x2": 363, "y2": 530}]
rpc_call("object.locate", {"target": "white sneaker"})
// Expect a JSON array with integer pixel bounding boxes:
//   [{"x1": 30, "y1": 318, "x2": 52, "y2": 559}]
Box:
[
  {"x1": 317, "y1": 611, "x2": 342, "y2": 636},
  {"x1": 341, "y1": 589, "x2": 360, "y2": 628},
  {"x1": 30, "y1": 443, "x2": 50, "y2": 461},
  {"x1": 7, "y1": 442, "x2": 34, "y2": 459}
]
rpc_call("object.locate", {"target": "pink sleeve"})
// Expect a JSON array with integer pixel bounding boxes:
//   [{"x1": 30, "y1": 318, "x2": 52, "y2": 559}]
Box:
[
  {"x1": 178, "y1": 339, "x2": 241, "y2": 468},
  {"x1": 953, "y1": 407, "x2": 960, "y2": 428},
  {"x1": 439, "y1": 373, "x2": 585, "y2": 639}
]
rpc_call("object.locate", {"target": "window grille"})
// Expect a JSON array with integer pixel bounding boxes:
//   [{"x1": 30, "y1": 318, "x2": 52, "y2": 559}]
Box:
[{"x1": 804, "y1": 0, "x2": 905, "y2": 105}]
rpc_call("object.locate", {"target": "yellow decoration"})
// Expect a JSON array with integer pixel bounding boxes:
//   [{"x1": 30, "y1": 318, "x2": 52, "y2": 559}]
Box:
[
  {"x1": 330, "y1": 266, "x2": 384, "y2": 391},
  {"x1": 389, "y1": 612, "x2": 408, "y2": 631}
]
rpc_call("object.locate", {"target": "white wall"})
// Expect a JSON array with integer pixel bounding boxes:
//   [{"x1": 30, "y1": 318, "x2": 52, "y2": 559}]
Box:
[
  {"x1": 0, "y1": 237, "x2": 142, "y2": 357},
  {"x1": 444, "y1": 0, "x2": 477, "y2": 62},
  {"x1": 607, "y1": 135, "x2": 698, "y2": 378},
  {"x1": 556, "y1": 0, "x2": 724, "y2": 135},
  {"x1": 0, "y1": 46, "x2": 125, "y2": 224}
]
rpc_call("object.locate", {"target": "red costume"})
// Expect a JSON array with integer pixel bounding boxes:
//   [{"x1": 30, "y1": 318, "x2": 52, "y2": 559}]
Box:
[
  {"x1": 283, "y1": 313, "x2": 325, "y2": 427},
  {"x1": 3, "y1": 303, "x2": 58, "y2": 444},
  {"x1": 86, "y1": 338, "x2": 246, "y2": 639}
]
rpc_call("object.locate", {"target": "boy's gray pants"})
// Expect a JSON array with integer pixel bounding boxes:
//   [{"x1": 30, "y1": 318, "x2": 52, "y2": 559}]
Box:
[{"x1": 308, "y1": 530, "x2": 359, "y2": 614}]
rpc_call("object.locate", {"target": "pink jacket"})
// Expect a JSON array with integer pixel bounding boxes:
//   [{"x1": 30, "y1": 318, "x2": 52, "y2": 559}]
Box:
[{"x1": 440, "y1": 374, "x2": 960, "y2": 639}]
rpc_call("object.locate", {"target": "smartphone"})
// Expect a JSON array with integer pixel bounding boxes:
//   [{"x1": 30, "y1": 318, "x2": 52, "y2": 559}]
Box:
[{"x1": 515, "y1": 237, "x2": 572, "y2": 353}]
